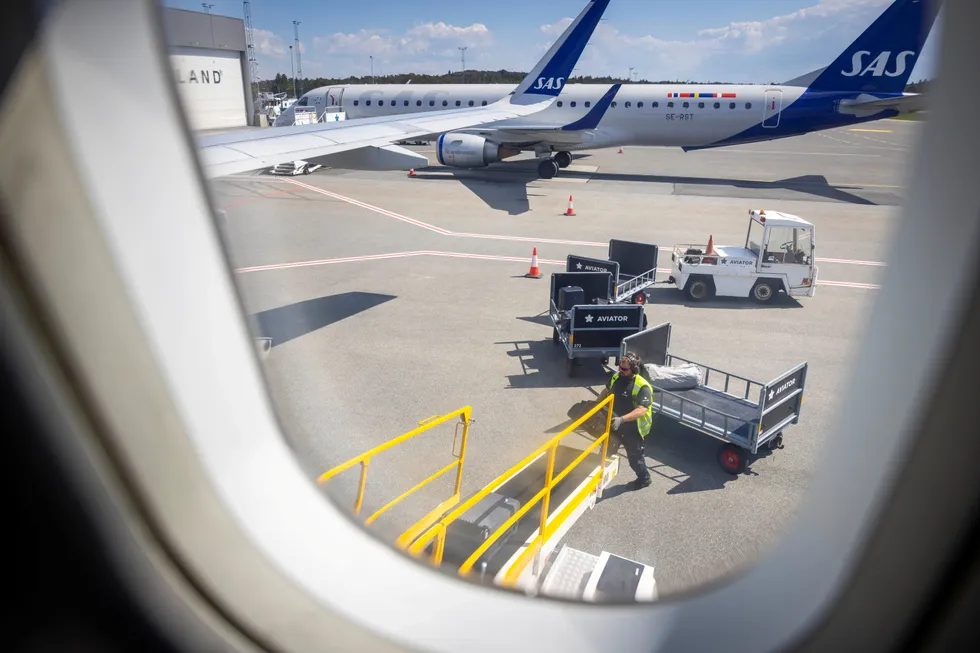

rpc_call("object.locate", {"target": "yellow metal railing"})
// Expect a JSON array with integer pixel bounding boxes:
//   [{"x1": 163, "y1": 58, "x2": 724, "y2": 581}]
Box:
[
  {"x1": 317, "y1": 407, "x2": 473, "y2": 540},
  {"x1": 407, "y1": 395, "x2": 613, "y2": 583}
]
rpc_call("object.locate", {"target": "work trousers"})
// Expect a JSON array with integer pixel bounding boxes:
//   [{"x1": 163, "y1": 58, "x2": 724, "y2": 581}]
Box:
[{"x1": 613, "y1": 421, "x2": 650, "y2": 484}]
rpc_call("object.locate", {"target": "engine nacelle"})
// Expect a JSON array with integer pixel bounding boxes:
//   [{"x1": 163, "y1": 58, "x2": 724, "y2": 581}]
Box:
[{"x1": 436, "y1": 133, "x2": 518, "y2": 168}]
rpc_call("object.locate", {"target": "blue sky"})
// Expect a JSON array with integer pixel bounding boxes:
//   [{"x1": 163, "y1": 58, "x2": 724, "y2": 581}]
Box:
[{"x1": 162, "y1": 0, "x2": 941, "y2": 83}]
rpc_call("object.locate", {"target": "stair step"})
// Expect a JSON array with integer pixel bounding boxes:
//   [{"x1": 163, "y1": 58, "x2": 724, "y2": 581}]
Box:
[
  {"x1": 540, "y1": 547, "x2": 600, "y2": 600},
  {"x1": 540, "y1": 547, "x2": 657, "y2": 602}
]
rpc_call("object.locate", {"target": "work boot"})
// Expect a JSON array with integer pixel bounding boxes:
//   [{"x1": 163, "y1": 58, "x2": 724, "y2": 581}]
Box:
[{"x1": 630, "y1": 477, "x2": 652, "y2": 490}]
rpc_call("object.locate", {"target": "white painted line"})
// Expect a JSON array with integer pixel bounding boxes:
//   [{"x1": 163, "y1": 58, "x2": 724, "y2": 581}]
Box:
[
  {"x1": 279, "y1": 179, "x2": 891, "y2": 268},
  {"x1": 235, "y1": 250, "x2": 878, "y2": 289},
  {"x1": 708, "y1": 150, "x2": 881, "y2": 158},
  {"x1": 816, "y1": 257, "x2": 886, "y2": 267},
  {"x1": 284, "y1": 178, "x2": 452, "y2": 235},
  {"x1": 816, "y1": 279, "x2": 881, "y2": 290},
  {"x1": 235, "y1": 251, "x2": 430, "y2": 273}
]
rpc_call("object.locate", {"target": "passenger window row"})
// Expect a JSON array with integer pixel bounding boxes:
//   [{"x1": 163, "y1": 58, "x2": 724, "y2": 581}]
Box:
[
  {"x1": 352, "y1": 99, "x2": 490, "y2": 107},
  {"x1": 348, "y1": 98, "x2": 754, "y2": 110}
]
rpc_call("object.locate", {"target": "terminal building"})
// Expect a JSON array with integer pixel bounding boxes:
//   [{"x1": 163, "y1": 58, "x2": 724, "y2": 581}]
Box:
[{"x1": 160, "y1": 7, "x2": 256, "y2": 131}]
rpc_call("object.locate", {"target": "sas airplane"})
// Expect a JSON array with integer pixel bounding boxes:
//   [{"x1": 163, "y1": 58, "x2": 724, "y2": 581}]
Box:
[
  {"x1": 196, "y1": 0, "x2": 611, "y2": 178},
  {"x1": 274, "y1": 0, "x2": 942, "y2": 179}
]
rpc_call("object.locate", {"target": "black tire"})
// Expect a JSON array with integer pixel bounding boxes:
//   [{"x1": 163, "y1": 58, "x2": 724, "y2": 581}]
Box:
[
  {"x1": 751, "y1": 279, "x2": 778, "y2": 303},
  {"x1": 768, "y1": 434, "x2": 784, "y2": 450},
  {"x1": 555, "y1": 151, "x2": 572, "y2": 168},
  {"x1": 685, "y1": 277, "x2": 712, "y2": 302},
  {"x1": 718, "y1": 444, "x2": 746, "y2": 475},
  {"x1": 538, "y1": 159, "x2": 559, "y2": 179},
  {"x1": 632, "y1": 291, "x2": 647, "y2": 305}
]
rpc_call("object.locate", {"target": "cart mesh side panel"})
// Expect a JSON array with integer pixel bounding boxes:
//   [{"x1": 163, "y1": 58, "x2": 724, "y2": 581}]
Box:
[{"x1": 609, "y1": 239, "x2": 659, "y2": 278}]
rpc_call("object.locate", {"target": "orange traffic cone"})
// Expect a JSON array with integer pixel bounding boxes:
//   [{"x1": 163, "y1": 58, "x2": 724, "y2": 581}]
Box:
[
  {"x1": 565, "y1": 195, "x2": 575, "y2": 216},
  {"x1": 525, "y1": 247, "x2": 542, "y2": 279},
  {"x1": 618, "y1": 146, "x2": 624, "y2": 154},
  {"x1": 706, "y1": 234, "x2": 716, "y2": 255},
  {"x1": 408, "y1": 169, "x2": 416, "y2": 177}
]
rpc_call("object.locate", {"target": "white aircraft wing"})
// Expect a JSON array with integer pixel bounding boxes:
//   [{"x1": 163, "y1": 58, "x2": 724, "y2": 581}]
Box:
[
  {"x1": 198, "y1": 102, "x2": 547, "y2": 178},
  {"x1": 196, "y1": 0, "x2": 611, "y2": 179}
]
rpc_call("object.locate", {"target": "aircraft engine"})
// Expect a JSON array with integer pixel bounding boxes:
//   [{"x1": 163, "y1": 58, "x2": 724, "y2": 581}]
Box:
[{"x1": 436, "y1": 133, "x2": 519, "y2": 168}]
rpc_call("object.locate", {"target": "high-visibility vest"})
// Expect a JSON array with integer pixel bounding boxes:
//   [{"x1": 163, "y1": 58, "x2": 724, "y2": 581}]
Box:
[{"x1": 609, "y1": 373, "x2": 654, "y2": 438}]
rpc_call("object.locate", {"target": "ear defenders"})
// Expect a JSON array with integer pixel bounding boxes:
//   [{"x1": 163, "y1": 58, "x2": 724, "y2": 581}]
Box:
[{"x1": 622, "y1": 351, "x2": 640, "y2": 373}]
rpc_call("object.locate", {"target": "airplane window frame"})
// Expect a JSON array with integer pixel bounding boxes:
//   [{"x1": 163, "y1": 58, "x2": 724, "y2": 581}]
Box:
[{"x1": 3, "y1": 1, "x2": 978, "y2": 653}]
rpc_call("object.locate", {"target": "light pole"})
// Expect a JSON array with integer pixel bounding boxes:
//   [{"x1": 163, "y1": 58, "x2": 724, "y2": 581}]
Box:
[
  {"x1": 370, "y1": 55, "x2": 374, "y2": 83},
  {"x1": 629, "y1": 66, "x2": 634, "y2": 83},
  {"x1": 293, "y1": 21, "x2": 302, "y2": 96},
  {"x1": 459, "y1": 46, "x2": 467, "y2": 84},
  {"x1": 289, "y1": 45, "x2": 296, "y2": 98}
]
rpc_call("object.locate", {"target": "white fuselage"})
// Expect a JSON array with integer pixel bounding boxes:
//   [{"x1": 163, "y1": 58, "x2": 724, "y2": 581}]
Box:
[{"x1": 279, "y1": 83, "x2": 809, "y2": 151}]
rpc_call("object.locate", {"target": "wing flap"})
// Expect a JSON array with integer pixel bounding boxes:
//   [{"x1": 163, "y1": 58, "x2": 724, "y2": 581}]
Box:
[{"x1": 838, "y1": 93, "x2": 927, "y2": 116}]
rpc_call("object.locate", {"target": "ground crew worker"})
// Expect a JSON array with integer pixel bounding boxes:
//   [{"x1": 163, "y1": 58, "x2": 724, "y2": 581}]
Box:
[{"x1": 594, "y1": 351, "x2": 653, "y2": 489}]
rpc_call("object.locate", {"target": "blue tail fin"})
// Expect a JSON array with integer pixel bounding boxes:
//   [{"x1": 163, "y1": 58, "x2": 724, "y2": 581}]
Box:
[
  {"x1": 806, "y1": 0, "x2": 942, "y2": 94},
  {"x1": 511, "y1": 0, "x2": 610, "y2": 102}
]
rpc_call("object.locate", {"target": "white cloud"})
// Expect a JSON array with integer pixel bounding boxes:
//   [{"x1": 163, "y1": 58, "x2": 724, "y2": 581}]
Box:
[
  {"x1": 253, "y1": 28, "x2": 288, "y2": 58},
  {"x1": 695, "y1": 0, "x2": 891, "y2": 51},
  {"x1": 537, "y1": 0, "x2": 898, "y2": 79},
  {"x1": 253, "y1": 28, "x2": 307, "y2": 58},
  {"x1": 313, "y1": 21, "x2": 492, "y2": 58},
  {"x1": 407, "y1": 21, "x2": 492, "y2": 44}
]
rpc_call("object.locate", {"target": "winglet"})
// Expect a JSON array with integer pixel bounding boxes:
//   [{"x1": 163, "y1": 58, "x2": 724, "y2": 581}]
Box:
[{"x1": 511, "y1": 0, "x2": 611, "y2": 102}]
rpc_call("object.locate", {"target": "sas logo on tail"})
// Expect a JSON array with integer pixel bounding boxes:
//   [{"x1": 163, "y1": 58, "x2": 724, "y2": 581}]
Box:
[
  {"x1": 534, "y1": 76, "x2": 566, "y2": 91},
  {"x1": 841, "y1": 50, "x2": 916, "y2": 77}
]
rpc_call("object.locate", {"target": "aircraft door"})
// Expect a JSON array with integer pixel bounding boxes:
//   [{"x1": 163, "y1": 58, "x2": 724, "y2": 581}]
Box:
[
  {"x1": 325, "y1": 87, "x2": 345, "y2": 109},
  {"x1": 763, "y1": 89, "x2": 782, "y2": 128}
]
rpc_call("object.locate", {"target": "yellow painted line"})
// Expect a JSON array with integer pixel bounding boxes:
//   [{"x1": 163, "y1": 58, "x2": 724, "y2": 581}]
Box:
[{"x1": 849, "y1": 128, "x2": 892, "y2": 133}]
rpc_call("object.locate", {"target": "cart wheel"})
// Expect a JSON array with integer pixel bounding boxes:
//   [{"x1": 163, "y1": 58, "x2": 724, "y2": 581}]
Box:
[
  {"x1": 751, "y1": 280, "x2": 777, "y2": 303},
  {"x1": 718, "y1": 444, "x2": 746, "y2": 475},
  {"x1": 602, "y1": 357, "x2": 609, "y2": 366},
  {"x1": 685, "y1": 277, "x2": 712, "y2": 302},
  {"x1": 632, "y1": 291, "x2": 647, "y2": 304},
  {"x1": 769, "y1": 434, "x2": 784, "y2": 450},
  {"x1": 552, "y1": 327, "x2": 559, "y2": 344},
  {"x1": 566, "y1": 358, "x2": 575, "y2": 377}
]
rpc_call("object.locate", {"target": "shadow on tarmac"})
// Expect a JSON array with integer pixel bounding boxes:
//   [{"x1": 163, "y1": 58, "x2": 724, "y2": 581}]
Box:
[
  {"x1": 553, "y1": 401, "x2": 777, "y2": 499},
  {"x1": 250, "y1": 291, "x2": 396, "y2": 347},
  {"x1": 642, "y1": 290, "x2": 804, "y2": 310},
  {"x1": 411, "y1": 162, "x2": 883, "y2": 210},
  {"x1": 496, "y1": 338, "x2": 612, "y2": 389}
]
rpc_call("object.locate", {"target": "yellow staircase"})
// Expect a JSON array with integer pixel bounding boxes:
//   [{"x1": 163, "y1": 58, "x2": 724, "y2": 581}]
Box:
[{"x1": 318, "y1": 396, "x2": 624, "y2": 593}]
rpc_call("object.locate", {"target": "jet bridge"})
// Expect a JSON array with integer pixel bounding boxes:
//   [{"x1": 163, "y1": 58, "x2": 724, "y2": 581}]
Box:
[{"x1": 318, "y1": 398, "x2": 657, "y2": 601}]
